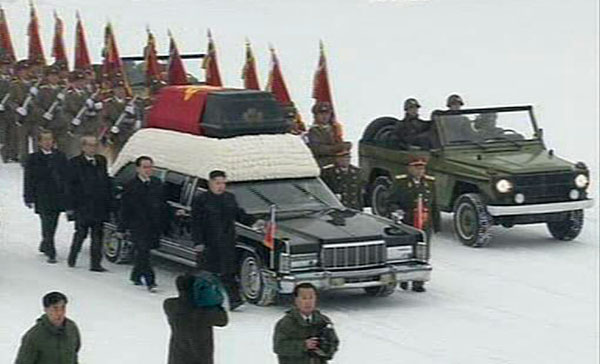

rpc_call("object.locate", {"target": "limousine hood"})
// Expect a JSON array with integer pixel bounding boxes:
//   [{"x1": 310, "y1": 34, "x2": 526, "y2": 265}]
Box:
[{"x1": 275, "y1": 210, "x2": 393, "y2": 248}]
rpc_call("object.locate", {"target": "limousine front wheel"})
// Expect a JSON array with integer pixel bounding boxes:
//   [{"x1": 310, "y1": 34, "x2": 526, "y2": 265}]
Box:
[
  {"x1": 103, "y1": 228, "x2": 132, "y2": 264},
  {"x1": 239, "y1": 252, "x2": 277, "y2": 306}
]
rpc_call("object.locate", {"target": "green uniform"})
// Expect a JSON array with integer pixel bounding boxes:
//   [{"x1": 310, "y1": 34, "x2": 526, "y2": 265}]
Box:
[
  {"x1": 307, "y1": 124, "x2": 348, "y2": 167},
  {"x1": 388, "y1": 174, "x2": 441, "y2": 236},
  {"x1": 101, "y1": 96, "x2": 142, "y2": 162},
  {"x1": 273, "y1": 307, "x2": 339, "y2": 364},
  {"x1": 37, "y1": 84, "x2": 68, "y2": 153},
  {"x1": 14, "y1": 314, "x2": 81, "y2": 364},
  {"x1": 63, "y1": 88, "x2": 103, "y2": 157},
  {"x1": 0, "y1": 74, "x2": 18, "y2": 162},
  {"x1": 321, "y1": 164, "x2": 363, "y2": 210},
  {"x1": 8, "y1": 78, "x2": 41, "y2": 164}
]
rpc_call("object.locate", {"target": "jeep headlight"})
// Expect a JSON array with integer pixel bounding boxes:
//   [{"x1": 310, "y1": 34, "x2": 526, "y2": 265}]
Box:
[
  {"x1": 495, "y1": 179, "x2": 513, "y2": 193},
  {"x1": 575, "y1": 174, "x2": 589, "y2": 188},
  {"x1": 386, "y1": 245, "x2": 413, "y2": 261}
]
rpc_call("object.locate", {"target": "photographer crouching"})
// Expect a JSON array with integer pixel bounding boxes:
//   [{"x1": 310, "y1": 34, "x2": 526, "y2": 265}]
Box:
[{"x1": 273, "y1": 283, "x2": 339, "y2": 364}]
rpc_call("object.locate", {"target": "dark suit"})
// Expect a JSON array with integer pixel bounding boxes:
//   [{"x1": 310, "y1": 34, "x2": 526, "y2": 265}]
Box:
[
  {"x1": 118, "y1": 176, "x2": 167, "y2": 286},
  {"x1": 191, "y1": 191, "x2": 255, "y2": 305},
  {"x1": 23, "y1": 149, "x2": 69, "y2": 259},
  {"x1": 66, "y1": 154, "x2": 113, "y2": 269}
]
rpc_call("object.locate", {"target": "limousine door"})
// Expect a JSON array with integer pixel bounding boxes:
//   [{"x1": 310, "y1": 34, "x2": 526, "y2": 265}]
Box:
[{"x1": 163, "y1": 172, "x2": 197, "y2": 258}]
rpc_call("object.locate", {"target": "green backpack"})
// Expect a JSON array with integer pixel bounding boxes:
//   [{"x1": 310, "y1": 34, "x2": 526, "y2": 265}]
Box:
[{"x1": 192, "y1": 271, "x2": 225, "y2": 307}]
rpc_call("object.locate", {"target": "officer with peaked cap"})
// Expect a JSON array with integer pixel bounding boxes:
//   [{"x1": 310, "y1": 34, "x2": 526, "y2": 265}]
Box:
[{"x1": 307, "y1": 101, "x2": 352, "y2": 167}]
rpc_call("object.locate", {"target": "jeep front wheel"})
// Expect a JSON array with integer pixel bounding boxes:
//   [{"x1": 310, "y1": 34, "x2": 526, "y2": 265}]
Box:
[
  {"x1": 371, "y1": 176, "x2": 393, "y2": 217},
  {"x1": 239, "y1": 252, "x2": 277, "y2": 306},
  {"x1": 547, "y1": 210, "x2": 584, "y2": 241},
  {"x1": 453, "y1": 193, "x2": 492, "y2": 247}
]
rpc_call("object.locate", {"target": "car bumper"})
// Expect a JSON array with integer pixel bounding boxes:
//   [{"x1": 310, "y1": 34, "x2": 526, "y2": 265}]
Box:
[
  {"x1": 278, "y1": 262, "x2": 432, "y2": 293},
  {"x1": 486, "y1": 199, "x2": 594, "y2": 216}
]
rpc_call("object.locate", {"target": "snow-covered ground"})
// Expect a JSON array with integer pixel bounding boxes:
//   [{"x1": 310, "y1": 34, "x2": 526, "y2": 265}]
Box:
[{"x1": 1, "y1": 0, "x2": 598, "y2": 363}]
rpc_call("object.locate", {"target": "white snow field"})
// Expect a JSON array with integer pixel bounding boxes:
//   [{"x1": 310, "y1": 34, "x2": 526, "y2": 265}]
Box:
[{"x1": 1, "y1": 0, "x2": 598, "y2": 363}]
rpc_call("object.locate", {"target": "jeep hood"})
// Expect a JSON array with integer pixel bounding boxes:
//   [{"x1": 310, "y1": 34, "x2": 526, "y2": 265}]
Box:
[{"x1": 445, "y1": 149, "x2": 574, "y2": 174}]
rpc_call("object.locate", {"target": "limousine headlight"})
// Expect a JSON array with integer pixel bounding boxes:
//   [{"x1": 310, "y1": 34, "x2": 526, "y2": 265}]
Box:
[
  {"x1": 386, "y1": 245, "x2": 413, "y2": 261},
  {"x1": 279, "y1": 253, "x2": 319, "y2": 273}
]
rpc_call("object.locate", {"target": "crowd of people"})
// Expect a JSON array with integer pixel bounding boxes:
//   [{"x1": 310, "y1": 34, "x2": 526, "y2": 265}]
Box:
[{"x1": 0, "y1": 58, "x2": 147, "y2": 167}]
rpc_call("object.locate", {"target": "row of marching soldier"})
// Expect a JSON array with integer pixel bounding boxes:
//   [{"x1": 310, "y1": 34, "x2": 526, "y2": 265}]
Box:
[{"x1": 0, "y1": 58, "x2": 144, "y2": 165}]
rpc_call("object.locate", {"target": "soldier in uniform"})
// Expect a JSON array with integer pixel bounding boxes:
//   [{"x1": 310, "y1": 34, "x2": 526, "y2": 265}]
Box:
[
  {"x1": 101, "y1": 80, "x2": 142, "y2": 163},
  {"x1": 63, "y1": 70, "x2": 103, "y2": 157},
  {"x1": 37, "y1": 65, "x2": 69, "y2": 153},
  {"x1": 321, "y1": 153, "x2": 363, "y2": 210},
  {"x1": 446, "y1": 94, "x2": 464, "y2": 111},
  {"x1": 307, "y1": 101, "x2": 351, "y2": 167},
  {"x1": 8, "y1": 60, "x2": 41, "y2": 165},
  {"x1": 394, "y1": 98, "x2": 433, "y2": 150},
  {"x1": 0, "y1": 55, "x2": 15, "y2": 162},
  {"x1": 388, "y1": 156, "x2": 440, "y2": 292},
  {"x1": 438, "y1": 94, "x2": 471, "y2": 143}
]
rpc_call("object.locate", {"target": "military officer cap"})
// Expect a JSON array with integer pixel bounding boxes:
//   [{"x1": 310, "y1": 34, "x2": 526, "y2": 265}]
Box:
[
  {"x1": 44, "y1": 64, "x2": 61, "y2": 76},
  {"x1": 69, "y1": 70, "x2": 86, "y2": 81},
  {"x1": 407, "y1": 155, "x2": 428, "y2": 166},
  {"x1": 446, "y1": 94, "x2": 464, "y2": 107},
  {"x1": 311, "y1": 101, "x2": 333, "y2": 114},
  {"x1": 15, "y1": 59, "x2": 30, "y2": 71},
  {"x1": 403, "y1": 98, "x2": 421, "y2": 110}
]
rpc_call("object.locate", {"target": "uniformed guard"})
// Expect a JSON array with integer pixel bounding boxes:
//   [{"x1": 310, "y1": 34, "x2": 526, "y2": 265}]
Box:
[
  {"x1": 8, "y1": 60, "x2": 41, "y2": 165},
  {"x1": 388, "y1": 156, "x2": 440, "y2": 292},
  {"x1": 307, "y1": 101, "x2": 352, "y2": 167},
  {"x1": 321, "y1": 153, "x2": 363, "y2": 210},
  {"x1": 446, "y1": 94, "x2": 464, "y2": 111},
  {"x1": 0, "y1": 55, "x2": 16, "y2": 162},
  {"x1": 394, "y1": 98, "x2": 433, "y2": 150},
  {"x1": 37, "y1": 65, "x2": 69, "y2": 153},
  {"x1": 101, "y1": 79, "x2": 142, "y2": 162}
]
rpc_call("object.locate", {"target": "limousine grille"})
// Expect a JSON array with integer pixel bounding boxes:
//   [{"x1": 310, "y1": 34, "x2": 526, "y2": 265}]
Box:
[{"x1": 321, "y1": 241, "x2": 386, "y2": 270}]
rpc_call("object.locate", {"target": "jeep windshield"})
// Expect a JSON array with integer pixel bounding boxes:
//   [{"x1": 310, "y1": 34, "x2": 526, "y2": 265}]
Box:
[
  {"x1": 228, "y1": 177, "x2": 343, "y2": 214},
  {"x1": 435, "y1": 107, "x2": 537, "y2": 147}
]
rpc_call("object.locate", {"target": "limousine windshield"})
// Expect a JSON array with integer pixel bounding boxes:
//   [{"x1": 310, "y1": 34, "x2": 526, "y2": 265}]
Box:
[{"x1": 227, "y1": 177, "x2": 343, "y2": 214}]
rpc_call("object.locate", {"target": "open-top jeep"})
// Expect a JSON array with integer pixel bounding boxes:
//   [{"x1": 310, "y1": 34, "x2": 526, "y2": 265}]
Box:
[
  {"x1": 360, "y1": 105, "x2": 593, "y2": 247},
  {"x1": 104, "y1": 128, "x2": 432, "y2": 305}
]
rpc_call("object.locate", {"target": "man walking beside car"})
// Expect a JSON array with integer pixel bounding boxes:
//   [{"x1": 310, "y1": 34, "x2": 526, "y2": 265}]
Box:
[
  {"x1": 23, "y1": 130, "x2": 70, "y2": 263},
  {"x1": 388, "y1": 156, "x2": 440, "y2": 292},
  {"x1": 117, "y1": 155, "x2": 167, "y2": 292},
  {"x1": 191, "y1": 170, "x2": 263, "y2": 310},
  {"x1": 65, "y1": 135, "x2": 113, "y2": 272}
]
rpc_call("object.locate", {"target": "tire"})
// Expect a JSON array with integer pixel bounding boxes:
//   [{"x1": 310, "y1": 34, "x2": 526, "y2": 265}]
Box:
[
  {"x1": 239, "y1": 252, "x2": 277, "y2": 306},
  {"x1": 370, "y1": 175, "x2": 393, "y2": 217},
  {"x1": 364, "y1": 282, "x2": 396, "y2": 297},
  {"x1": 361, "y1": 117, "x2": 399, "y2": 142},
  {"x1": 103, "y1": 226, "x2": 132, "y2": 264},
  {"x1": 453, "y1": 193, "x2": 492, "y2": 247},
  {"x1": 547, "y1": 210, "x2": 584, "y2": 241}
]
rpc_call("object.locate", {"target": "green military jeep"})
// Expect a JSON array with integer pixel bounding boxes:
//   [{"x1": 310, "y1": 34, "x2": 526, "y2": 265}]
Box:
[{"x1": 359, "y1": 105, "x2": 594, "y2": 247}]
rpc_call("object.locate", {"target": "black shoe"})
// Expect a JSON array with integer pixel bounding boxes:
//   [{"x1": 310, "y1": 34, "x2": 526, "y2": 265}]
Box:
[
  {"x1": 230, "y1": 300, "x2": 245, "y2": 311},
  {"x1": 399, "y1": 282, "x2": 409, "y2": 290},
  {"x1": 90, "y1": 266, "x2": 107, "y2": 272},
  {"x1": 412, "y1": 283, "x2": 426, "y2": 293},
  {"x1": 47, "y1": 257, "x2": 57, "y2": 264},
  {"x1": 67, "y1": 256, "x2": 76, "y2": 268},
  {"x1": 38, "y1": 243, "x2": 46, "y2": 253}
]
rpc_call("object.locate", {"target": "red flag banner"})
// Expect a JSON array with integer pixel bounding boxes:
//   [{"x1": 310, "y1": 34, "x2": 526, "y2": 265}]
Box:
[
  {"x1": 102, "y1": 22, "x2": 131, "y2": 95},
  {"x1": 144, "y1": 28, "x2": 162, "y2": 86},
  {"x1": 263, "y1": 204, "x2": 276, "y2": 250},
  {"x1": 202, "y1": 30, "x2": 223, "y2": 87},
  {"x1": 73, "y1": 12, "x2": 91, "y2": 71},
  {"x1": 51, "y1": 11, "x2": 68, "y2": 70},
  {"x1": 266, "y1": 46, "x2": 306, "y2": 133},
  {"x1": 241, "y1": 40, "x2": 259, "y2": 90},
  {"x1": 312, "y1": 41, "x2": 343, "y2": 142},
  {"x1": 27, "y1": 2, "x2": 46, "y2": 66},
  {"x1": 0, "y1": 6, "x2": 16, "y2": 64},
  {"x1": 167, "y1": 31, "x2": 189, "y2": 85}
]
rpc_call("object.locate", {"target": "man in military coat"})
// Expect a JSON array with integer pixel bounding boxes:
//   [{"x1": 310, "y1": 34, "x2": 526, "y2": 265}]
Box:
[
  {"x1": 320, "y1": 153, "x2": 363, "y2": 210},
  {"x1": 394, "y1": 98, "x2": 433, "y2": 150},
  {"x1": 0, "y1": 56, "x2": 16, "y2": 162},
  {"x1": 306, "y1": 101, "x2": 351, "y2": 168},
  {"x1": 388, "y1": 156, "x2": 440, "y2": 292},
  {"x1": 37, "y1": 65, "x2": 68, "y2": 153}
]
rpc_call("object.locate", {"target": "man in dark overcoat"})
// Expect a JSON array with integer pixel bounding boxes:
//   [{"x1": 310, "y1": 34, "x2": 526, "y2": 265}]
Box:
[
  {"x1": 66, "y1": 135, "x2": 113, "y2": 271},
  {"x1": 191, "y1": 170, "x2": 262, "y2": 309},
  {"x1": 23, "y1": 130, "x2": 69, "y2": 263},
  {"x1": 163, "y1": 274, "x2": 228, "y2": 364},
  {"x1": 117, "y1": 155, "x2": 167, "y2": 291}
]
